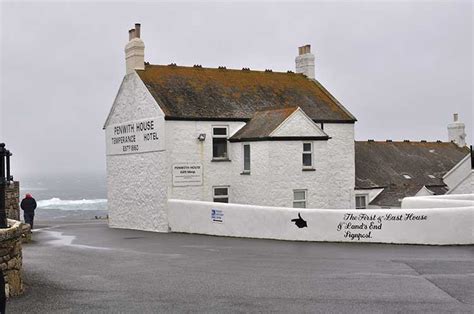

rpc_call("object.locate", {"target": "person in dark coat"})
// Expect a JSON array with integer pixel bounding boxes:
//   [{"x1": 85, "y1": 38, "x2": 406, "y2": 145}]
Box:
[{"x1": 20, "y1": 193, "x2": 37, "y2": 230}]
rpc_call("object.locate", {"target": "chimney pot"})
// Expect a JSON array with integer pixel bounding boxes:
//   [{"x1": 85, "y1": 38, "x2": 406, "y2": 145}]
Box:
[
  {"x1": 453, "y1": 113, "x2": 458, "y2": 122},
  {"x1": 125, "y1": 24, "x2": 145, "y2": 74},
  {"x1": 295, "y1": 44, "x2": 315, "y2": 79},
  {"x1": 135, "y1": 23, "x2": 141, "y2": 38}
]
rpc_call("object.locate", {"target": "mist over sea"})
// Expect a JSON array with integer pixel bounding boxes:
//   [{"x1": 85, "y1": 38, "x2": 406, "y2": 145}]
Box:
[{"x1": 18, "y1": 172, "x2": 107, "y2": 221}]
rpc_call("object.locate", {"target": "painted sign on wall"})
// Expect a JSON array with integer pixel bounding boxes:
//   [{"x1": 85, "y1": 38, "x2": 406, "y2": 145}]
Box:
[
  {"x1": 172, "y1": 163, "x2": 203, "y2": 186},
  {"x1": 105, "y1": 118, "x2": 165, "y2": 155},
  {"x1": 336, "y1": 212, "x2": 428, "y2": 241}
]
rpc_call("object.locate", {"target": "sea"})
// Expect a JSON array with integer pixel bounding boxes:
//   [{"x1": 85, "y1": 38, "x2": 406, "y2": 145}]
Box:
[{"x1": 18, "y1": 172, "x2": 108, "y2": 221}]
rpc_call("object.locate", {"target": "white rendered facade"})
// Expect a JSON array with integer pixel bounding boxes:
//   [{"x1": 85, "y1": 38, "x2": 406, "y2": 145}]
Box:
[{"x1": 104, "y1": 73, "x2": 356, "y2": 232}]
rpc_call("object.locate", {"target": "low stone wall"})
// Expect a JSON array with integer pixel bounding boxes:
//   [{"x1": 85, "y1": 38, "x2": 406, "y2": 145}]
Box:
[
  {"x1": 0, "y1": 219, "x2": 24, "y2": 297},
  {"x1": 168, "y1": 194, "x2": 473, "y2": 245},
  {"x1": 5, "y1": 181, "x2": 20, "y2": 221}
]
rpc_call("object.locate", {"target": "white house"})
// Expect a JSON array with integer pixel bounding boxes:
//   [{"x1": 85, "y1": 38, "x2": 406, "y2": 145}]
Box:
[{"x1": 104, "y1": 24, "x2": 357, "y2": 232}]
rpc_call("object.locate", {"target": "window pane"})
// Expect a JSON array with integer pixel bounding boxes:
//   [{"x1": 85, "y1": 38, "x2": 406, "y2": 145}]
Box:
[
  {"x1": 294, "y1": 191, "x2": 306, "y2": 201},
  {"x1": 244, "y1": 145, "x2": 250, "y2": 171},
  {"x1": 214, "y1": 188, "x2": 228, "y2": 196},
  {"x1": 213, "y1": 138, "x2": 228, "y2": 158},
  {"x1": 293, "y1": 201, "x2": 306, "y2": 208},
  {"x1": 356, "y1": 196, "x2": 366, "y2": 209},
  {"x1": 303, "y1": 143, "x2": 312, "y2": 152},
  {"x1": 303, "y1": 153, "x2": 312, "y2": 167},
  {"x1": 213, "y1": 127, "x2": 227, "y2": 136},
  {"x1": 214, "y1": 197, "x2": 228, "y2": 203}
]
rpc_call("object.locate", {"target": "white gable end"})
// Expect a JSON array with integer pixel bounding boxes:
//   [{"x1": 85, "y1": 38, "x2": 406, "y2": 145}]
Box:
[
  {"x1": 104, "y1": 72, "x2": 165, "y2": 128},
  {"x1": 270, "y1": 108, "x2": 327, "y2": 137}
]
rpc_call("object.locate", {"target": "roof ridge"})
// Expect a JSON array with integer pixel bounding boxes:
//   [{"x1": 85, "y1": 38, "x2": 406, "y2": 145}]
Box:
[{"x1": 142, "y1": 63, "x2": 301, "y2": 75}]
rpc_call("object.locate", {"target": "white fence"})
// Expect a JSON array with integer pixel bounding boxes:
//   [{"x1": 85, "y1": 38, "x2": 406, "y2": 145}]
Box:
[{"x1": 168, "y1": 194, "x2": 473, "y2": 245}]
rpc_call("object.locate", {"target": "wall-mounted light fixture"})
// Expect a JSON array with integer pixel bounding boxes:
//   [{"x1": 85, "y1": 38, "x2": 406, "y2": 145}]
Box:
[{"x1": 197, "y1": 133, "x2": 206, "y2": 141}]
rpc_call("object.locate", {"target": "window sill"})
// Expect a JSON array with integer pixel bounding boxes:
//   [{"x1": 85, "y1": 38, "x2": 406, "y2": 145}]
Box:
[
  {"x1": 211, "y1": 158, "x2": 231, "y2": 162},
  {"x1": 302, "y1": 168, "x2": 316, "y2": 171},
  {"x1": 240, "y1": 172, "x2": 251, "y2": 175}
]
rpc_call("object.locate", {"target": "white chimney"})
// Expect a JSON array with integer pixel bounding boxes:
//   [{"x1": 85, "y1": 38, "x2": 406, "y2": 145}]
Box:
[
  {"x1": 295, "y1": 44, "x2": 315, "y2": 79},
  {"x1": 125, "y1": 23, "x2": 145, "y2": 75},
  {"x1": 448, "y1": 113, "x2": 467, "y2": 147}
]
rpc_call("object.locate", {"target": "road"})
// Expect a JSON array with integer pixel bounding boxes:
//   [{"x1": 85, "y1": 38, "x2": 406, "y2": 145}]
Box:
[{"x1": 8, "y1": 220, "x2": 474, "y2": 313}]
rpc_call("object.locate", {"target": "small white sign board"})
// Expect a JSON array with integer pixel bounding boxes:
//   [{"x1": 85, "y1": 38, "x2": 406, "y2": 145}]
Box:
[
  {"x1": 172, "y1": 163, "x2": 203, "y2": 186},
  {"x1": 211, "y1": 209, "x2": 224, "y2": 223},
  {"x1": 105, "y1": 118, "x2": 164, "y2": 155}
]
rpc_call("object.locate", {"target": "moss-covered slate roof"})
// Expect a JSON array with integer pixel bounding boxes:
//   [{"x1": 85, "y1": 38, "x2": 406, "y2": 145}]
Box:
[
  {"x1": 355, "y1": 141, "x2": 469, "y2": 207},
  {"x1": 136, "y1": 64, "x2": 356, "y2": 122}
]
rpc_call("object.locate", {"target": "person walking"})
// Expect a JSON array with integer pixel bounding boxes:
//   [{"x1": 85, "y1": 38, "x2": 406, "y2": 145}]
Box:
[{"x1": 20, "y1": 193, "x2": 37, "y2": 230}]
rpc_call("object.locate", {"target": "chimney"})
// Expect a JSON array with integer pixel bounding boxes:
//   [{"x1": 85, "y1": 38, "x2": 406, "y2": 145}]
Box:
[
  {"x1": 125, "y1": 23, "x2": 145, "y2": 74},
  {"x1": 295, "y1": 44, "x2": 315, "y2": 79},
  {"x1": 448, "y1": 113, "x2": 467, "y2": 147}
]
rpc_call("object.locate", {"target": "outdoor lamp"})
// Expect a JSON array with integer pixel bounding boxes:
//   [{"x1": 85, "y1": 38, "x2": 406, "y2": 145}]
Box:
[{"x1": 197, "y1": 133, "x2": 206, "y2": 141}]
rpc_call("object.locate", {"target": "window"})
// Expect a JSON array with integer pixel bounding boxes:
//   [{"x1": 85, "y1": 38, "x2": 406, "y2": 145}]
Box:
[
  {"x1": 213, "y1": 186, "x2": 229, "y2": 203},
  {"x1": 428, "y1": 175, "x2": 436, "y2": 179},
  {"x1": 243, "y1": 144, "x2": 251, "y2": 173},
  {"x1": 302, "y1": 142, "x2": 313, "y2": 168},
  {"x1": 355, "y1": 195, "x2": 367, "y2": 209},
  {"x1": 212, "y1": 126, "x2": 228, "y2": 159},
  {"x1": 402, "y1": 174, "x2": 412, "y2": 179},
  {"x1": 293, "y1": 190, "x2": 307, "y2": 208}
]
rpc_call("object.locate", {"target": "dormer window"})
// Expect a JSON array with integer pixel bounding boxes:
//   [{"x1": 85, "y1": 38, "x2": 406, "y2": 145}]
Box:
[
  {"x1": 403, "y1": 174, "x2": 412, "y2": 179},
  {"x1": 212, "y1": 126, "x2": 229, "y2": 160}
]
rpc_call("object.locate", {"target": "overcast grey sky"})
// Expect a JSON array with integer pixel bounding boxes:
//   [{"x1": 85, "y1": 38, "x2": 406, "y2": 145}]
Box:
[{"x1": 1, "y1": 0, "x2": 472, "y2": 176}]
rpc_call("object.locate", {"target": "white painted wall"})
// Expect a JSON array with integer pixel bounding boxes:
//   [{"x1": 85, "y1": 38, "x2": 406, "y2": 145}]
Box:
[
  {"x1": 105, "y1": 72, "x2": 169, "y2": 232},
  {"x1": 168, "y1": 195, "x2": 473, "y2": 245},
  {"x1": 443, "y1": 155, "x2": 473, "y2": 194},
  {"x1": 449, "y1": 172, "x2": 473, "y2": 194},
  {"x1": 167, "y1": 121, "x2": 355, "y2": 209},
  {"x1": 402, "y1": 194, "x2": 474, "y2": 208},
  {"x1": 271, "y1": 109, "x2": 326, "y2": 137},
  {"x1": 415, "y1": 186, "x2": 435, "y2": 197}
]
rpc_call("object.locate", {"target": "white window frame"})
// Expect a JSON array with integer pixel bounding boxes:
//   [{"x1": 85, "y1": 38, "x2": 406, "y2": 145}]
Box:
[
  {"x1": 293, "y1": 189, "x2": 307, "y2": 208},
  {"x1": 355, "y1": 194, "x2": 368, "y2": 209},
  {"x1": 242, "y1": 143, "x2": 251, "y2": 174},
  {"x1": 212, "y1": 126, "x2": 229, "y2": 160},
  {"x1": 213, "y1": 186, "x2": 230, "y2": 203},
  {"x1": 302, "y1": 142, "x2": 313, "y2": 169}
]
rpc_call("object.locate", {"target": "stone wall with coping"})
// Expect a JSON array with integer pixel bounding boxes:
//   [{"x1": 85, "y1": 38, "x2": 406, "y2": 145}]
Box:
[
  {"x1": 0, "y1": 219, "x2": 24, "y2": 297},
  {"x1": 5, "y1": 181, "x2": 20, "y2": 221}
]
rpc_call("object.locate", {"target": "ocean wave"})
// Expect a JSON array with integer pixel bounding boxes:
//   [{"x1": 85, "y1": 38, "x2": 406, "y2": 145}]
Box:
[{"x1": 37, "y1": 198, "x2": 107, "y2": 211}]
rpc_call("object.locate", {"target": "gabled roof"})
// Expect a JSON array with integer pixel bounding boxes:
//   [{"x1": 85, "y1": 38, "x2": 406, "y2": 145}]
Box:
[
  {"x1": 229, "y1": 107, "x2": 329, "y2": 142},
  {"x1": 136, "y1": 64, "x2": 356, "y2": 122},
  {"x1": 355, "y1": 141, "x2": 469, "y2": 207}
]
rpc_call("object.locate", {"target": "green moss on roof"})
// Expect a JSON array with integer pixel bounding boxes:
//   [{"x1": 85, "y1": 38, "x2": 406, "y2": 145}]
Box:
[{"x1": 136, "y1": 64, "x2": 356, "y2": 122}]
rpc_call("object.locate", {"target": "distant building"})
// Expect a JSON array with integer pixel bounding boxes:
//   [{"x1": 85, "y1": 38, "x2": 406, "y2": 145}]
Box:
[
  {"x1": 354, "y1": 140, "x2": 470, "y2": 209},
  {"x1": 104, "y1": 24, "x2": 356, "y2": 231}
]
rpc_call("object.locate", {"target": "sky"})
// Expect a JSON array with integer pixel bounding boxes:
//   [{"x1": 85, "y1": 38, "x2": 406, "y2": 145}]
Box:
[{"x1": 0, "y1": 0, "x2": 472, "y2": 176}]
